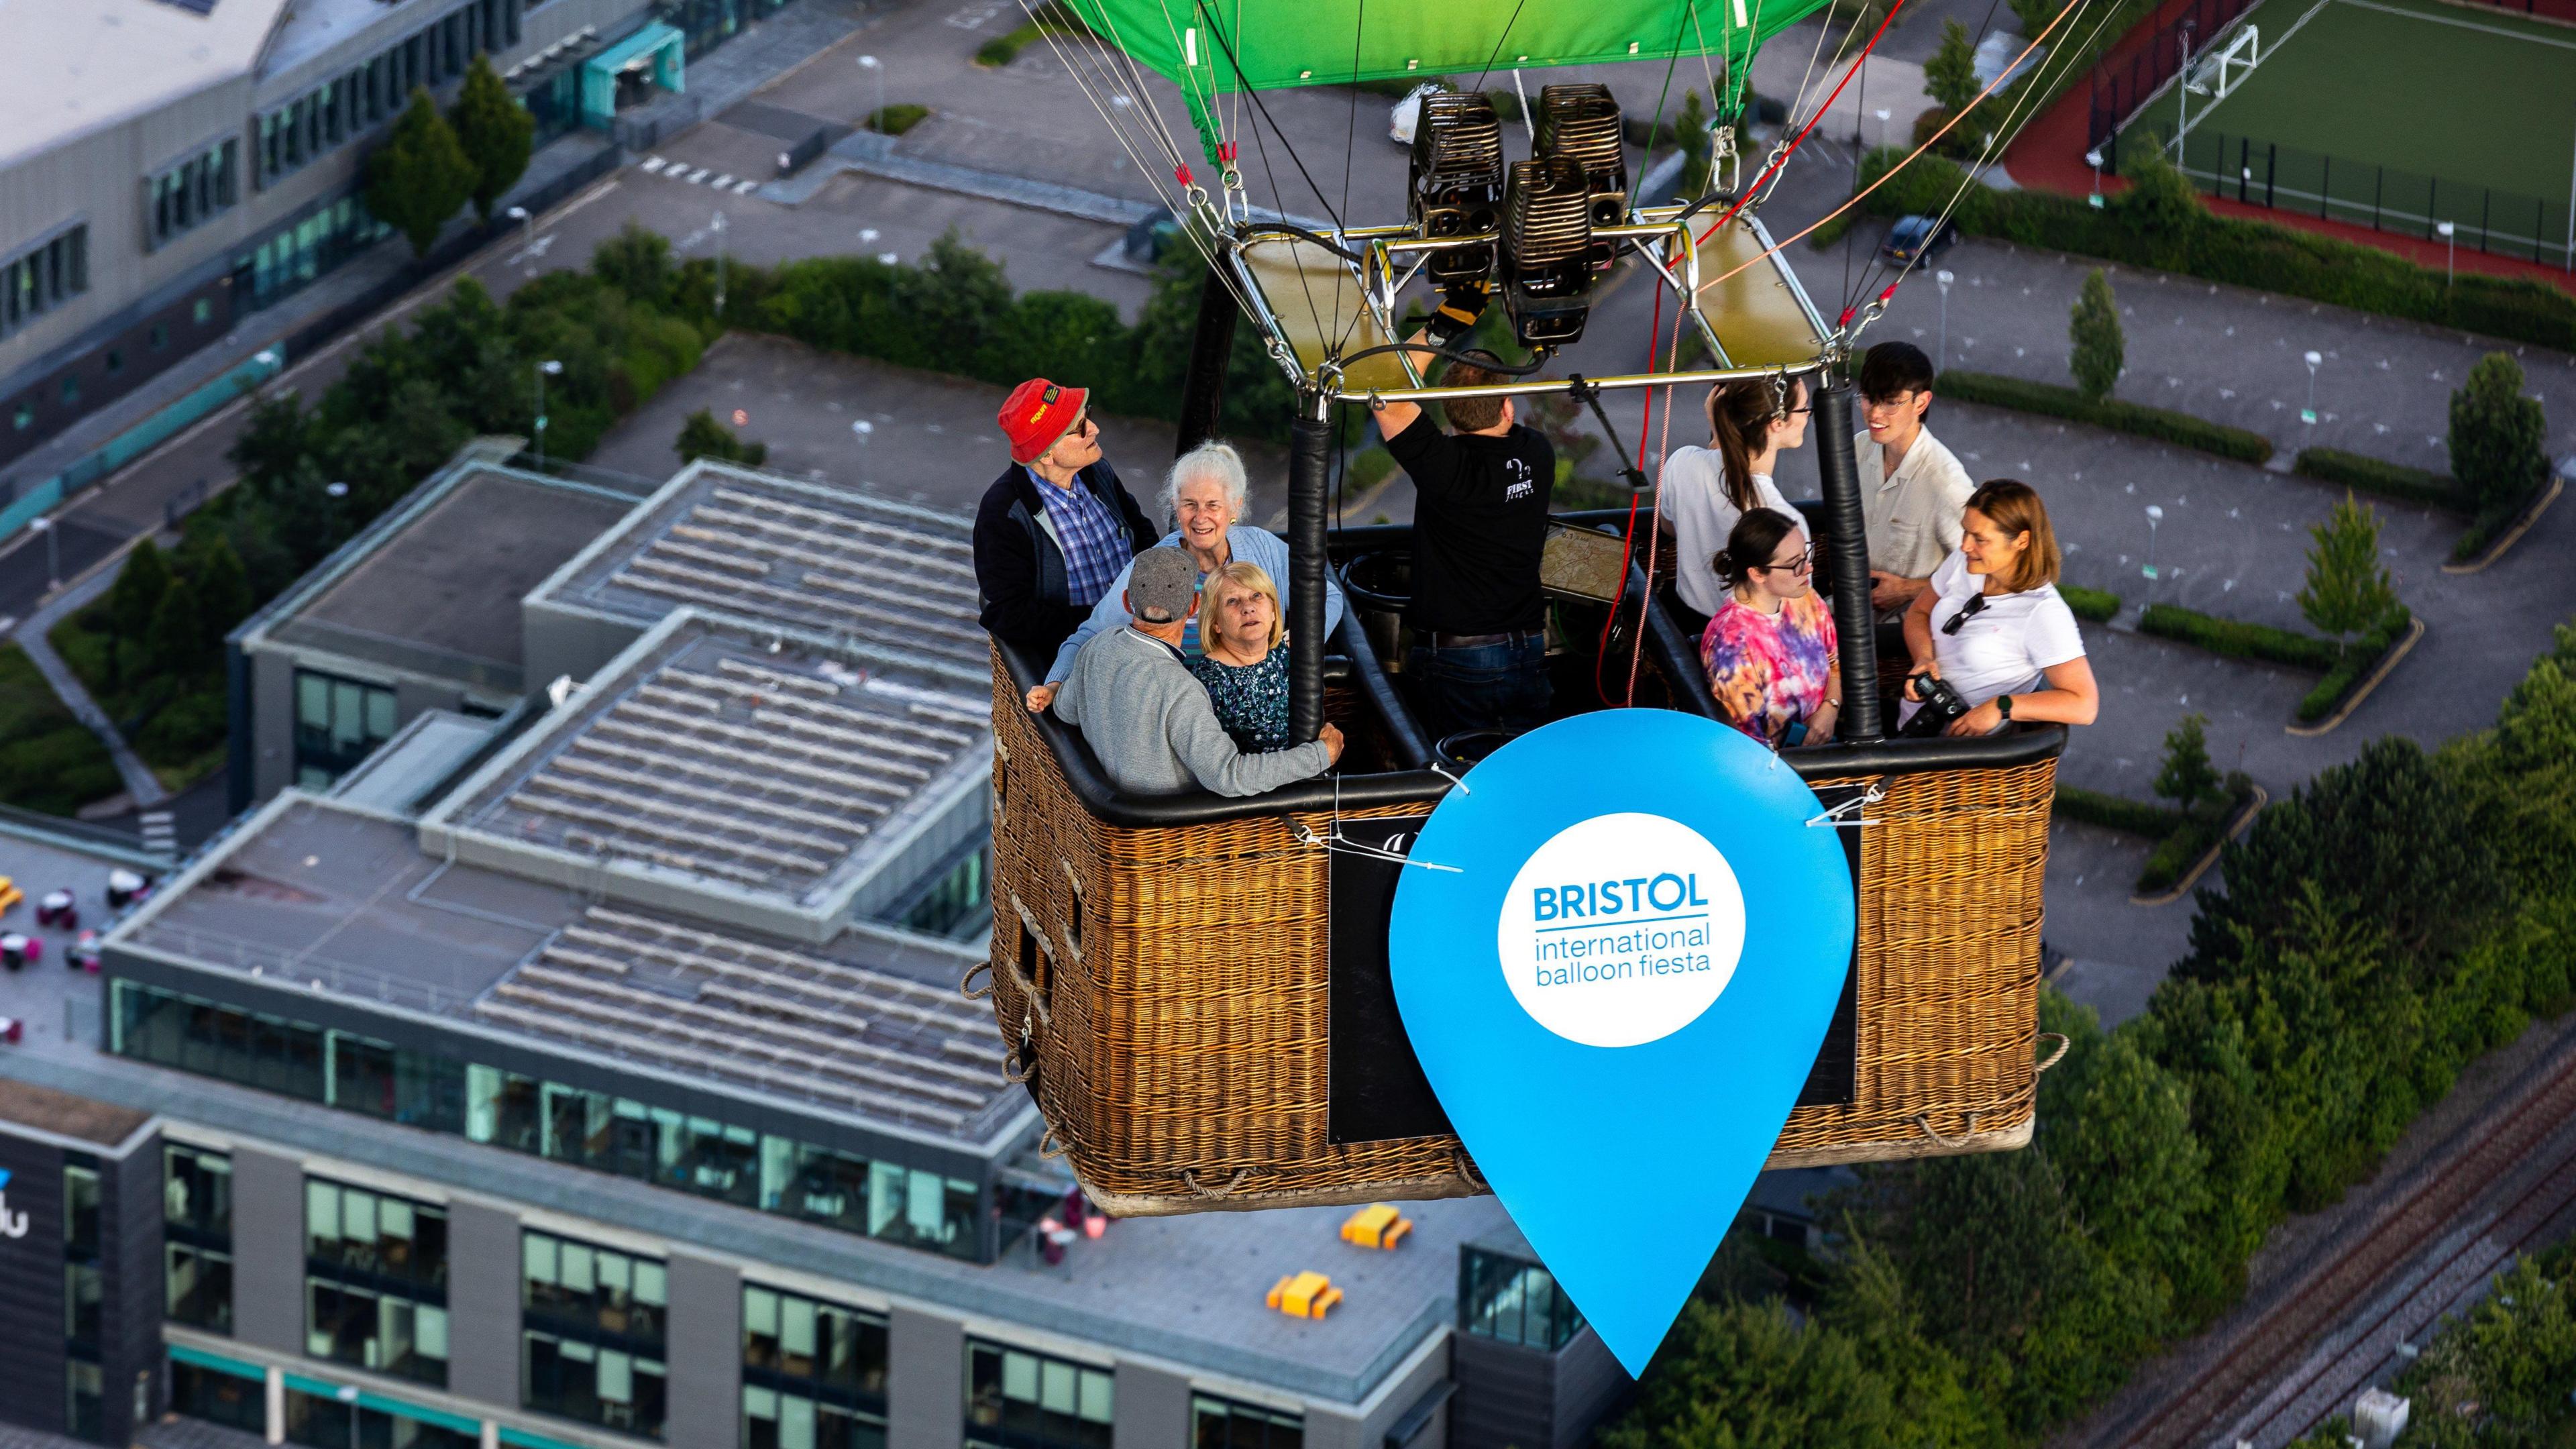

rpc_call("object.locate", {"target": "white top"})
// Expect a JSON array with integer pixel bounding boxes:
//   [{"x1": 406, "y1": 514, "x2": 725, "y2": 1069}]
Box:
[
  {"x1": 1913, "y1": 549, "x2": 2086, "y2": 720},
  {"x1": 1856, "y1": 426, "x2": 1976, "y2": 582},
  {"x1": 1660, "y1": 446, "x2": 1800, "y2": 616}
]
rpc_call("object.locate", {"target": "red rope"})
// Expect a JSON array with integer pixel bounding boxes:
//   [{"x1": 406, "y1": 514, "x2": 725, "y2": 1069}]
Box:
[{"x1": 1696, "y1": 0, "x2": 1913, "y2": 248}]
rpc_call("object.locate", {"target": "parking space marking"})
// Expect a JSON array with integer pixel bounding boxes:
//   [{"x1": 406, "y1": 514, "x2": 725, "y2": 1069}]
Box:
[
  {"x1": 641, "y1": 156, "x2": 667, "y2": 173},
  {"x1": 687, "y1": 168, "x2": 711, "y2": 184}
]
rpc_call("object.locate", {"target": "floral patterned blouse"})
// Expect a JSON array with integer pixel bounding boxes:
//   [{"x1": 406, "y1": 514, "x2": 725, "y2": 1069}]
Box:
[
  {"x1": 1190, "y1": 643, "x2": 1292, "y2": 753},
  {"x1": 1700, "y1": 591, "x2": 1837, "y2": 746}
]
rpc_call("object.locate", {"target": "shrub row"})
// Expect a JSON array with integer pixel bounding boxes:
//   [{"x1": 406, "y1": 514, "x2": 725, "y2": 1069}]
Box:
[
  {"x1": 2135, "y1": 783, "x2": 2257, "y2": 894},
  {"x1": 2052, "y1": 784, "x2": 2181, "y2": 838},
  {"x1": 2293, "y1": 447, "x2": 2461, "y2": 513},
  {"x1": 973, "y1": 3, "x2": 1089, "y2": 66},
  {"x1": 2059, "y1": 584, "x2": 2121, "y2": 623},
  {"x1": 1856, "y1": 148, "x2": 2576, "y2": 353},
  {"x1": 1939, "y1": 369, "x2": 2274, "y2": 464},
  {"x1": 2139, "y1": 602, "x2": 2343, "y2": 671},
  {"x1": 2295, "y1": 608, "x2": 2413, "y2": 723}
]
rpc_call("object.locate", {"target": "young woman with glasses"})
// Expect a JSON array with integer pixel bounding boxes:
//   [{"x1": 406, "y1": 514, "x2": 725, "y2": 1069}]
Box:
[
  {"x1": 1901, "y1": 479, "x2": 2100, "y2": 737},
  {"x1": 1700, "y1": 508, "x2": 1840, "y2": 747},
  {"x1": 1660, "y1": 376, "x2": 1813, "y2": 635}
]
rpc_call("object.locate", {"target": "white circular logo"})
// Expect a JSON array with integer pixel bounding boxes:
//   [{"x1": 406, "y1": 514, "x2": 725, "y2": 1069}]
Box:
[{"x1": 1495, "y1": 812, "x2": 1746, "y2": 1048}]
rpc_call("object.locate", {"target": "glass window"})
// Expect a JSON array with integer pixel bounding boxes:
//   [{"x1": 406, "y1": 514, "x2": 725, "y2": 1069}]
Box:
[
  {"x1": 171, "y1": 1359, "x2": 264, "y2": 1434},
  {"x1": 524, "y1": 1333, "x2": 666, "y2": 1438},
  {"x1": 60, "y1": 374, "x2": 80, "y2": 407},
  {"x1": 1458, "y1": 1245, "x2": 1582, "y2": 1350},
  {"x1": 963, "y1": 1342, "x2": 1111, "y2": 1449},
  {"x1": 168, "y1": 1143, "x2": 233, "y2": 1234},
  {"x1": 293, "y1": 668, "x2": 398, "y2": 786},
  {"x1": 195, "y1": 298, "x2": 215, "y2": 325},
  {"x1": 307, "y1": 1178, "x2": 448, "y2": 1385},
  {"x1": 743, "y1": 1286, "x2": 888, "y2": 1407},
  {"x1": 66, "y1": 1261, "x2": 104, "y2": 1348},
  {"x1": 1191, "y1": 1397, "x2": 1303, "y2": 1449},
  {"x1": 284, "y1": 1389, "x2": 478, "y2": 1449},
  {"x1": 745, "y1": 1385, "x2": 886, "y2": 1449},
  {"x1": 67, "y1": 1361, "x2": 103, "y2": 1443},
  {"x1": 307, "y1": 1179, "x2": 447, "y2": 1291},
  {"x1": 307, "y1": 1279, "x2": 447, "y2": 1384},
  {"x1": 332, "y1": 1031, "x2": 464, "y2": 1130},
  {"x1": 523, "y1": 1230, "x2": 665, "y2": 1342},
  {"x1": 64, "y1": 1161, "x2": 101, "y2": 1259},
  {"x1": 168, "y1": 1242, "x2": 235, "y2": 1333}
]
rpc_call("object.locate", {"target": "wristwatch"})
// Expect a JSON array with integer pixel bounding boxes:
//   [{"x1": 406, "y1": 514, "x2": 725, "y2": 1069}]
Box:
[{"x1": 1996, "y1": 694, "x2": 2014, "y2": 721}]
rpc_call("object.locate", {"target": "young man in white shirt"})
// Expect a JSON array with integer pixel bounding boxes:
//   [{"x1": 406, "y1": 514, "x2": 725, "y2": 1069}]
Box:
[{"x1": 1853, "y1": 342, "x2": 1976, "y2": 620}]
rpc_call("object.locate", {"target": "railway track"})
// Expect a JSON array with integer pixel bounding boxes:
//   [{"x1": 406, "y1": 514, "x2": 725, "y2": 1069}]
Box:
[{"x1": 2104, "y1": 1030, "x2": 2576, "y2": 1449}]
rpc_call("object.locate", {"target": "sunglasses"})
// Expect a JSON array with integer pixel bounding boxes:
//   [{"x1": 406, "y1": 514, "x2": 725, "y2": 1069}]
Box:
[{"x1": 1941, "y1": 593, "x2": 1990, "y2": 635}]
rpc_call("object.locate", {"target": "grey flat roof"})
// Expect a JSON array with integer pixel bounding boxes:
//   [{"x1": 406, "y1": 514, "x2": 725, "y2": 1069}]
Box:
[
  {"x1": 0, "y1": 0, "x2": 290, "y2": 168},
  {"x1": 327, "y1": 709, "x2": 500, "y2": 815},
  {"x1": 529, "y1": 461, "x2": 988, "y2": 685},
  {"x1": 421, "y1": 611, "x2": 991, "y2": 934},
  {"x1": 272, "y1": 466, "x2": 634, "y2": 687},
  {"x1": 113, "y1": 797, "x2": 1022, "y2": 1146}
]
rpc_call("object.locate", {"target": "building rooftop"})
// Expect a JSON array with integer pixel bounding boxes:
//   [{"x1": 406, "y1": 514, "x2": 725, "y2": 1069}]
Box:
[
  {"x1": 251, "y1": 460, "x2": 638, "y2": 698},
  {"x1": 420, "y1": 610, "x2": 992, "y2": 939},
  {"x1": 112, "y1": 797, "x2": 1022, "y2": 1148},
  {"x1": 527, "y1": 460, "x2": 989, "y2": 686},
  {"x1": 0, "y1": 1077, "x2": 152, "y2": 1147},
  {"x1": 325, "y1": 709, "x2": 502, "y2": 816},
  {"x1": 0, "y1": 0, "x2": 291, "y2": 168}
]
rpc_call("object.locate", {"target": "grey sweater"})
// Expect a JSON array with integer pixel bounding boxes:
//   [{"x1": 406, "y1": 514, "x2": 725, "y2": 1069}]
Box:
[{"x1": 1053, "y1": 627, "x2": 1334, "y2": 797}]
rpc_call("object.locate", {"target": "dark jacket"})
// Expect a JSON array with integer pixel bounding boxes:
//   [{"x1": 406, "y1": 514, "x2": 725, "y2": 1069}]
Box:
[{"x1": 972, "y1": 459, "x2": 1158, "y2": 661}]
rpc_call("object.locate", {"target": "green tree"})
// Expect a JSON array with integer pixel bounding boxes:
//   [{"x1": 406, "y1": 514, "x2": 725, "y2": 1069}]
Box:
[
  {"x1": 1672, "y1": 89, "x2": 1712, "y2": 197},
  {"x1": 591, "y1": 223, "x2": 675, "y2": 311},
  {"x1": 2068, "y1": 268, "x2": 2124, "y2": 402},
  {"x1": 674, "y1": 409, "x2": 769, "y2": 467},
  {"x1": 1595, "y1": 1299, "x2": 1907, "y2": 1449},
  {"x1": 2448, "y1": 350, "x2": 2548, "y2": 515},
  {"x1": 193, "y1": 539, "x2": 254, "y2": 655},
  {"x1": 2296, "y1": 491, "x2": 2397, "y2": 655},
  {"x1": 146, "y1": 578, "x2": 205, "y2": 679},
  {"x1": 105, "y1": 540, "x2": 170, "y2": 688},
  {"x1": 2111, "y1": 150, "x2": 2202, "y2": 267},
  {"x1": 449, "y1": 54, "x2": 535, "y2": 223},
  {"x1": 2153, "y1": 712, "x2": 2223, "y2": 815},
  {"x1": 229, "y1": 393, "x2": 315, "y2": 492},
  {"x1": 365, "y1": 88, "x2": 477, "y2": 258},
  {"x1": 1924, "y1": 20, "x2": 1980, "y2": 115}
]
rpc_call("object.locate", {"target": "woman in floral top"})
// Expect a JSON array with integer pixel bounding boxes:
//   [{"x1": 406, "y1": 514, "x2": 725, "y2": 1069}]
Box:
[
  {"x1": 1189, "y1": 561, "x2": 1292, "y2": 752},
  {"x1": 1700, "y1": 509, "x2": 1841, "y2": 747}
]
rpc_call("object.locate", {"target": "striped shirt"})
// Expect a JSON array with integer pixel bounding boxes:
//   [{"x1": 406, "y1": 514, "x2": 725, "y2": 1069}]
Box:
[{"x1": 1031, "y1": 468, "x2": 1127, "y2": 608}]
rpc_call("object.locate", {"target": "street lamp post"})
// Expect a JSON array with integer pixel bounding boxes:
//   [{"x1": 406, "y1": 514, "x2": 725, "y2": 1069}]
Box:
[
  {"x1": 2302, "y1": 350, "x2": 2322, "y2": 425},
  {"x1": 29, "y1": 517, "x2": 57, "y2": 592},
  {"x1": 533, "y1": 359, "x2": 564, "y2": 468},
  {"x1": 505, "y1": 204, "x2": 531, "y2": 252},
  {"x1": 2174, "y1": 20, "x2": 2198, "y2": 158},
  {"x1": 2435, "y1": 219, "x2": 2456, "y2": 286},
  {"x1": 2084, "y1": 148, "x2": 2105, "y2": 209},
  {"x1": 858, "y1": 54, "x2": 885, "y2": 132},
  {"x1": 1935, "y1": 268, "x2": 1955, "y2": 369},
  {"x1": 2143, "y1": 504, "x2": 2164, "y2": 584},
  {"x1": 712, "y1": 211, "x2": 729, "y2": 316},
  {"x1": 1873, "y1": 107, "x2": 1891, "y2": 151}
]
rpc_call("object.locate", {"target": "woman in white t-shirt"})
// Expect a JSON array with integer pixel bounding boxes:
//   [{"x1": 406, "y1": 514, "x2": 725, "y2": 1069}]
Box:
[
  {"x1": 1901, "y1": 479, "x2": 2100, "y2": 736},
  {"x1": 1661, "y1": 376, "x2": 1811, "y2": 629}
]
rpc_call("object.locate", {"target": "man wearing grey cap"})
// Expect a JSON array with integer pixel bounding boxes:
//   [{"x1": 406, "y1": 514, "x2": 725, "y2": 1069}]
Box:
[{"x1": 1052, "y1": 547, "x2": 1344, "y2": 797}]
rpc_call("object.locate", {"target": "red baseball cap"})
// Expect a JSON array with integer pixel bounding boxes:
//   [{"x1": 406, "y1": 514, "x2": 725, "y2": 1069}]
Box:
[{"x1": 999, "y1": 378, "x2": 1091, "y2": 466}]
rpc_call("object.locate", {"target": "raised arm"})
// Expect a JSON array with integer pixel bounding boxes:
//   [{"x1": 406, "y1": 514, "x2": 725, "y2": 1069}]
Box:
[{"x1": 1365, "y1": 327, "x2": 1444, "y2": 439}]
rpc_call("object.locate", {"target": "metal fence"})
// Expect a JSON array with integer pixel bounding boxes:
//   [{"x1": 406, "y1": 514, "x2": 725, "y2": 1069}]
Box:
[
  {"x1": 2084, "y1": 0, "x2": 2265, "y2": 152},
  {"x1": 2140, "y1": 126, "x2": 2576, "y2": 269}
]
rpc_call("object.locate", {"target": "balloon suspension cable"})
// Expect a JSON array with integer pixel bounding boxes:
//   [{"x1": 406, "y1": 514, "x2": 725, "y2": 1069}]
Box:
[
  {"x1": 1624, "y1": 290, "x2": 1688, "y2": 707},
  {"x1": 1696, "y1": 0, "x2": 2102, "y2": 299},
  {"x1": 1697, "y1": 0, "x2": 1915, "y2": 248},
  {"x1": 1570, "y1": 362, "x2": 1655, "y2": 710}
]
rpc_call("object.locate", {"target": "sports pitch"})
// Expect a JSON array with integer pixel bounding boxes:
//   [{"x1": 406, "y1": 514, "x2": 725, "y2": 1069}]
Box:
[{"x1": 2123, "y1": 0, "x2": 2576, "y2": 209}]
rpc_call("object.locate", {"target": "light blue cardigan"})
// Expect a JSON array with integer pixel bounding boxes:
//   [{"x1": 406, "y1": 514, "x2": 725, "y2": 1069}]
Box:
[{"x1": 1043, "y1": 525, "x2": 1348, "y2": 684}]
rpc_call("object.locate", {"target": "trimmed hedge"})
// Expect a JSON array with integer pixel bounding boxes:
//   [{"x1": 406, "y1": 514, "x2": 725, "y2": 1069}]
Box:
[
  {"x1": 865, "y1": 105, "x2": 930, "y2": 137},
  {"x1": 2139, "y1": 602, "x2": 2341, "y2": 670},
  {"x1": 2294, "y1": 447, "x2": 2461, "y2": 513},
  {"x1": 973, "y1": 2, "x2": 1088, "y2": 66},
  {"x1": 2296, "y1": 609, "x2": 2412, "y2": 722},
  {"x1": 2452, "y1": 483, "x2": 2551, "y2": 563},
  {"x1": 2141, "y1": 601, "x2": 2412, "y2": 722},
  {"x1": 1855, "y1": 148, "x2": 2576, "y2": 353},
  {"x1": 2059, "y1": 584, "x2": 2121, "y2": 623},
  {"x1": 2053, "y1": 785, "x2": 2181, "y2": 838},
  {"x1": 1939, "y1": 369, "x2": 2274, "y2": 464}
]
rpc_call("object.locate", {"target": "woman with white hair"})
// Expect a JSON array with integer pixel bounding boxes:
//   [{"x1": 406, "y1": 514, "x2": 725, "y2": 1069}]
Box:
[{"x1": 1026, "y1": 440, "x2": 1344, "y2": 711}]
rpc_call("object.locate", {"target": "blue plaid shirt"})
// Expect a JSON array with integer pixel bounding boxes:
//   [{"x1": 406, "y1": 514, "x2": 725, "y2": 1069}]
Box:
[{"x1": 1030, "y1": 468, "x2": 1127, "y2": 608}]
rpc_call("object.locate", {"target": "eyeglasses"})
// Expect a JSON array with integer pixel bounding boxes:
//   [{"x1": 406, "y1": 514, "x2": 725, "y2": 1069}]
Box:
[
  {"x1": 1756, "y1": 548, "x2": 1815, "y2": 576},
  {"x1": 1941, "y1": 593, "x2": 1990, "y2": 635}
]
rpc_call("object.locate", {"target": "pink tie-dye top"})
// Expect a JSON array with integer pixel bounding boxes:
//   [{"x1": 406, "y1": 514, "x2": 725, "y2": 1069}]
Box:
[{"x1": 1699, "y1": 591, "x2": 1838, "y2": 745}]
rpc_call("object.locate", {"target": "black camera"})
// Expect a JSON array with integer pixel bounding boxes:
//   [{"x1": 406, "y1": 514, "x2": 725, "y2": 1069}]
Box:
[{"x1": 1898, "y1": 673, "x2": 1969, "y2": 738}]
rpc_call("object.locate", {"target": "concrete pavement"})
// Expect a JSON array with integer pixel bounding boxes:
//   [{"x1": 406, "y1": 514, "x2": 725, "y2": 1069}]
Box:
[{"x1": 15, "y1": 557, "x2": 169, "y2": 808}]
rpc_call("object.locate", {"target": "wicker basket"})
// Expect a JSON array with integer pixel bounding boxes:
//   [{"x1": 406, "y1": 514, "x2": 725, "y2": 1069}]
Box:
[{"x1": 983, "y1": 651, "x2": 2060, "y2": 1216}]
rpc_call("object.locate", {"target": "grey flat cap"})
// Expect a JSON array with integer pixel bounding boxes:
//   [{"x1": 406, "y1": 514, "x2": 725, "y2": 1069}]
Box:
[{"x1": 1127, "y1": 546, "x2": 1199, "y2": 624}]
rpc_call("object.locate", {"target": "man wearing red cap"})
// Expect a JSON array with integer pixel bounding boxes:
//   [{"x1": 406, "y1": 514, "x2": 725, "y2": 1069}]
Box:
[{"x1": 975, "y1": 378, "x2": 1159, "y2": 661}]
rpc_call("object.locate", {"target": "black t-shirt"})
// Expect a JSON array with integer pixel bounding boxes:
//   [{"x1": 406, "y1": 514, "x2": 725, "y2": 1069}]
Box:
[{"x1": 1385, "y1": 414, "x2": 1554, "y2": 635}]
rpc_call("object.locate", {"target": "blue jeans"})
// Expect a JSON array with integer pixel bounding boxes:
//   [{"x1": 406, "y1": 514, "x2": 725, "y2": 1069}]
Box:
[{"x1": 1407, "y1": 633, "x2": 1554, "y2": 741}]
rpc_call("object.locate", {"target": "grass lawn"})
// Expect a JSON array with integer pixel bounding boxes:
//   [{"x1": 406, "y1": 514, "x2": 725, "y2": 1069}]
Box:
[
  {"x1": 2124, "y1": 0, "x2": 2576, "y2": 244},
  {"x1": 48, "y1": 604, "x2": 228, "y2": 792},
  {"x1": 0, "y1": 644, "x2": 123, "y2": 816}
]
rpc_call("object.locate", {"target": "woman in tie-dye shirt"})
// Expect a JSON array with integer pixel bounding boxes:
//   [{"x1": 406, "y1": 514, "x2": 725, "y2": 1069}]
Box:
[{"x1": 1699, "y1": 509, "x2": 1841, "y2": 747}]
